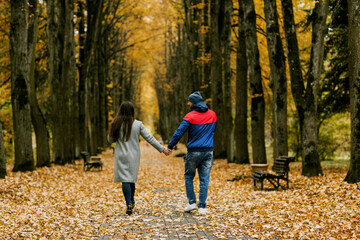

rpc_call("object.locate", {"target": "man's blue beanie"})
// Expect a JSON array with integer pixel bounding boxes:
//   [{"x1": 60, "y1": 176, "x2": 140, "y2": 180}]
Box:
[{"x1": 188, "y1": 91, "x2": 203, "y2": 104}]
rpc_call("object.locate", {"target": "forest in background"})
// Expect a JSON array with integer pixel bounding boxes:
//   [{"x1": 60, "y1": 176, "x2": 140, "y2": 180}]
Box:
[
  {"x1": 153, "y1": 0, "x2": 355, "y2": 179},
  {"x1": 0, "y1": 0, "x2": 359, "y2": 183}
]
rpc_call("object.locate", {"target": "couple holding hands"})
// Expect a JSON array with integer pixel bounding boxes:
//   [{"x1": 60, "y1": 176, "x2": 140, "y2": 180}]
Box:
[{"x1": 107, "y1": 92, "x2": 217, "y2": 215}]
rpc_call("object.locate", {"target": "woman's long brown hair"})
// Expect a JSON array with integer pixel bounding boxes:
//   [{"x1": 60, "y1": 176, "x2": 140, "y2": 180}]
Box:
[{"x1": 109, "y1": 101, "x2": 135, "y2": 141}]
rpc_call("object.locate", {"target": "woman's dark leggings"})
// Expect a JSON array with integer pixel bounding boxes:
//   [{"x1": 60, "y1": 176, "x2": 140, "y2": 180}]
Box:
[{"x1": 122, "y1": 182, "x2": 135, "y2": 206}]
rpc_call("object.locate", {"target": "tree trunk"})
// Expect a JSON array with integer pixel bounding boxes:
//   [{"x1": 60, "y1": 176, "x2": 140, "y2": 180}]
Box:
[
  {"x1": 156, "y1": 27, "x2": 170, "y2": 140},
  {"x1": 235, "y1": 0, "x2": 249, "y2": 164},
  {"x1": 211, "y1": 0, "x2": 226, "y2": 158},
  {"x1": 31, "y1": 73, "x2": 51, "y2": 167},
  {"x1": 77, "y1": 0, "x2": 86, "y2": 152},
  {"x1": 302, "y1": 0, "x2": 328, "y2": 176},
  {"x1": 98, "y1": 38, "x2": 108, "y2": 148},
  {"x1": 281, "y1": 0, "x2": 325, "y2": 176},
  {"x1": 264, "y1": 0, "x2": 288, "y2": 159},
  {"x1": 111, "y1": 34, "x2": 120, "y2": 115},
  {"x1": 181, "y1": 25, "x2": 188, "y2": 119},
  {"x1": 182, "y1": 8, "x2": 192, "y2": 105},
  {"x1": 28, "y1": 0, "x2": 51, "y2": 167},
  {"x1": 243, "y1": 0, "x2": 266, "y2": 164},
  {"x1": 10, "y1": 0, "x2": 35, "y2": 172},
  {"x1": 46, "y1": 0, "x2": 76, "y2": 164},
  {"x1": 183, "y1": 0, "x2": 194, "y2": 92},
  {"x1": 65, "y1": 0, "x2": 77, "y2": 162},
  {"x1": 0, "y1": 111, "x2": 6, "y2": 178},
  {"x1": 71, "y1": 58, "x2": 80, "y2": 159},
  {"x1": 345, "y1": 0, "x2": 360, "y2": 183},
  {"x1": 223, "y1": 0, "x2": 234, "y2": 162},
  {"x1": 202, "y1": 0, "x2": 211, "y2": 101},
  {"x1": 89, "y1": 53, "x2": 98, "y2": 154},
  {"x1": 177, "y1": 24, "x2": 187, "y2": 135},
  {"x1": 280, "y1": 0, "x2": 305, "y2": 164},
  {"x1": 46, "y1": 0, "x2": 61, "y2": 163},
  {"x1": 82, "y1": 0, "x2": 104, "y2": 153},
  {"x1": 183, "y1": 0, "x2": 201, "y2": 92},
  {"x1": 280, "y1": 0, "x2": 304, "y2": 111}
]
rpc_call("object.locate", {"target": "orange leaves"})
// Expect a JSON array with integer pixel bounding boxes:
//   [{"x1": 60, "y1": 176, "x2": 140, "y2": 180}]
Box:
[
  {"x1": 250, "y1": 93, "x2": 264, "y2": 98},
  {"x1": 0, "y1": 0, "x2": 10, "y2": 85},
  {"x1": 196, "y1": 54, "x2": 211, "y2": 65},
  {"x1": 0, "y1": 143, "x2": 359, "y2": 239},
  {"x1": 189, "y1": 3, "x2": 206, "y2": 10}
]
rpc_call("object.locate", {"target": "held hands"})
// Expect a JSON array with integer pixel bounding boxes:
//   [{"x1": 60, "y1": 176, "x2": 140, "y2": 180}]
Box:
[{"x1": 163, "y1": 147, "x2": 173, "y2": 156}]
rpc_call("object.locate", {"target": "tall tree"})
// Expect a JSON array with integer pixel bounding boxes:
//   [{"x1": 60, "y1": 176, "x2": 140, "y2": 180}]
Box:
[
  {"x1": 345, "y1": 0, "x2": 360, "y2": 183},
  {"x1": 0, "y1": 110, "x2": 6, "y2": 178},
  {"x1": 202, "y1": 0, "x2": 211, "y2": 101},
  {"x1": 243, "y1": 0, "x2": 266, "y2": 164},
  {"x1": 82, "y1": 0, "x2": 104, "y2": 155},
  {"x1": 235, "y1": 0, "x2": 249, "y2": 164},
  {"x1": 28, "y1": 0, "x2": 50, "y2": 167},
  {"x1": 46, "y1": 0, "x2": 77, "y2": 164},
  {"x1": 316, "y1": 1, "x2": 349, "y2": 161},
  {"x1": 97, "y1": 32, "x2": 109, "y2": 149},
  {"x1": 223, "y1": 0, "x2": 234, "y2": 162},
  {"x1": 183, "y1": 0, "x2": 201, "y2": 92},
  {"x1": 77, "y1": 0, "x2": 86, "y2": 153},
  {"x1": 280, "y1": 0, "x2": 328, "y2": 176},
  {"x1": 319, "y1": 0, "x2": 349, "y2": 126},
  {"x1": 10, "y1": 0, "x2": 35, "y2": 172},
  {"x1": 211, "y1": 0, "x2": 226, "y2": 158},
  {"x1": 264, "y1": 0, "x2": 288, "y2": 158},
  {"x1": 66, "y1": 0, "x2": 78, "y2": 160}
]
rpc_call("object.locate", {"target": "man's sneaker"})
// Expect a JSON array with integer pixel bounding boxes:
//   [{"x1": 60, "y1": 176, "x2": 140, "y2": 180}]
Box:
[
  {"x1": 184, "y1": 203, "x2": 197, "y2": 212},
  {"x1": 198, "y1": 208, "x2": 207, "y2": 215}
]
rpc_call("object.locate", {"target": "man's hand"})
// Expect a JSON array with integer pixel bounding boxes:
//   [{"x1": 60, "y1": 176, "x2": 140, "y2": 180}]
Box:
[{"x1": 163, "y1": 147, "x2": 173, "y2": 156}]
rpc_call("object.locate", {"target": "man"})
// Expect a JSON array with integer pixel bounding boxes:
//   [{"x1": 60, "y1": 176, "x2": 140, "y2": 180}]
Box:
[{"x1": 166, "y1": 91, "x2": 217, "y2": 215}]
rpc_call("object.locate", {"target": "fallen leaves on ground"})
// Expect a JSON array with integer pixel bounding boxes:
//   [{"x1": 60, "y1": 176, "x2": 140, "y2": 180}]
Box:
[{"x1": 0, "y1": 142, "x2": 359, "y2": 239}]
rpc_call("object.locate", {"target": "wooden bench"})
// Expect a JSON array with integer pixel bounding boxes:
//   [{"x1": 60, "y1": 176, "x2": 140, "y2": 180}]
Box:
[
  {"x1": 80, "y1": 151, "x2": 103, "y2": 171},
  {"x1": 251, "y1": 156, "x2": 295, "y2": 190}
]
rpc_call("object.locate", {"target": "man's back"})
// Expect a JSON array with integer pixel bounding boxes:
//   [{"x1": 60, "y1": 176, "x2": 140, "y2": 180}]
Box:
[
  {"x1": 167, "y1": 109, "x2": 217, "y2": 152},
  {"x1": 184, "y1": 109, "x2": 217, "y2": 152}
]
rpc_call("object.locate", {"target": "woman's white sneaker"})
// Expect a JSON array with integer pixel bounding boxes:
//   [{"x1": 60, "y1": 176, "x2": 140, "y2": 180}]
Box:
[
  {"x1": 184, "y1": 203, "x2": 197, "y2": 212},
  {"x1": 198, "y1": 208, "x2": 207, "y2": 215}
]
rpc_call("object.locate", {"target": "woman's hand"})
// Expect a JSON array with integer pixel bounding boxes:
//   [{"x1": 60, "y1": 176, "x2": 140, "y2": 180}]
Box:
[{"x1": 163, "y1": 147, "x2": 173, "y2": 156}]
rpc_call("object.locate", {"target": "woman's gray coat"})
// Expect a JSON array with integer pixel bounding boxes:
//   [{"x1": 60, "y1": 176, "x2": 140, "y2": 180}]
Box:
[{"x1": 108, "y1": 120, "x2": 165, "y2": 183}]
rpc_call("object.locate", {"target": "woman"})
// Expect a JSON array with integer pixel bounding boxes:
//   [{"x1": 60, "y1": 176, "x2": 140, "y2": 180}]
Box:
[{"x1": 107, "y1": 101, "x2": 171, "y2": 215}]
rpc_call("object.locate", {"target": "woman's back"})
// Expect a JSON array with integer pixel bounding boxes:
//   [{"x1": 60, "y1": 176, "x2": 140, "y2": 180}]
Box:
[
  {"x1": 107, "y1": 101, "x2": 168, "y2": 215},
  {"x1": 111, "y1": 120, "x2": 164, "y2": 183}
]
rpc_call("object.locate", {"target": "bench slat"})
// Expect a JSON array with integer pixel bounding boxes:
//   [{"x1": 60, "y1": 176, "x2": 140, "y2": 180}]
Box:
[
  {"x1": 273, "y1": 161, "x2": 287, "y2": 165},
  {"x1": 252, "y1": 173, "x2": 264, "y2": 179},
  {"x1": 275, "y1": 158, "x2": 288, "y2": 162},
  {"x1": 272, "y1": 167, "x2": 288, "y2": 171},
  {"x1": 279, "y1": 156, "x2": 295, "y2": 162},
  {"x1": 273, "y1": 162, "x2": 288, "y2": 166},
  {"x1": 273, "y1": 167, "x2": 287, "y2": 171}
]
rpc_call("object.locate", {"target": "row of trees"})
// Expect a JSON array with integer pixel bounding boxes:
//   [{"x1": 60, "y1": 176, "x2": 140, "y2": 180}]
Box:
[
  {"x1": 0, "y1": 0, "x2": 141, "y2": 178},
  {"x1": 155, "y1": 0, "x2": 360, "y2": 182},
  {"x1": 0, "y1": 0, "x2": 359, "y2": 183}
]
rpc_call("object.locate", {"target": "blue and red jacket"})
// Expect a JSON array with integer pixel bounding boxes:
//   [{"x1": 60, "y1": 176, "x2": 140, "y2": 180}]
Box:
[{"x1": 168, "y1": 108, "x2": 217, "y2": 152}]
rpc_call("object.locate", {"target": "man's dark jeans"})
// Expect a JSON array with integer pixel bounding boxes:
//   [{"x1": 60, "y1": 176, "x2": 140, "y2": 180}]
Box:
[{"x1": 184, "y1": 151, "x2": 213, "y2": 208}]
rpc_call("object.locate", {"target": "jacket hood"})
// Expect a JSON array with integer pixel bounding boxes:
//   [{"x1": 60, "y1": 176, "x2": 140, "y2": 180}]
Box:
[{"x1": 191, "y1": 101, "x2": 208, "y2": 112}]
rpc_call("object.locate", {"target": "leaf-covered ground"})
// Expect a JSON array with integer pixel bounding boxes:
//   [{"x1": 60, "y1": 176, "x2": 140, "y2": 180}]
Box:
[{"x1": 1, "y1": 142, "x2": 359, "y2": 239}]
